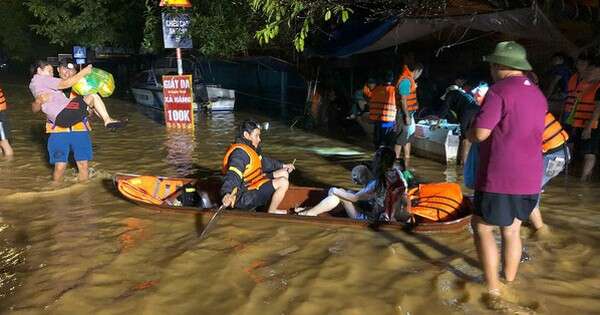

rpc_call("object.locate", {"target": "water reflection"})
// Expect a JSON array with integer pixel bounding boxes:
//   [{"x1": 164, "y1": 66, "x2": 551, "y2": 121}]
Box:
[{"x1": 164, "y1": 130, "x2": 196, "y2": 177}]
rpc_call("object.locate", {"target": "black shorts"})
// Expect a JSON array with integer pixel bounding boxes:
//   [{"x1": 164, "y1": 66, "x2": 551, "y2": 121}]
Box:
[
  {"x1": 373, "y1": 123, "x2": 395, "y2": 148},
  {"x1": 473, "y1": 191, "x2": 538, "y2": 226},
  {"x1": 0, "y1": 111, "x2": 10, "y2": 141},
  {"x1": 55, "y1": 96, "x2": 87, "y2": 128},
  {"x1": 570, "y1": 127, "x2": 600, "y2": 155},
  {"x1": 235, "y1": 181, "x2": 275, "y2": 210}
]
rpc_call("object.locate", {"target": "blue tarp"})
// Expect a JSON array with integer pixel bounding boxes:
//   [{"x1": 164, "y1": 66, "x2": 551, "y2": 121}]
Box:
[
  {"x1": 309, "y1": 19, "x2": 397, "y2": 57},
  {"x1": 310, "y1": 7, "x2": 573, "y2": 58}
]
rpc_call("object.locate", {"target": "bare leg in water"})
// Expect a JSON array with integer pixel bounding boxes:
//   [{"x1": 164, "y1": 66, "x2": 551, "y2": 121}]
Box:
[
  {"x1": 83, "y1": 94, "x2": 120, "y2": 126},
  {"x1": 472, "y1": 216, "x2": 524, "y2": 296},
  {"x1": 529, "y1": 207, "x2": 550, "y2": 236},
  {"x1": 53, "y1": 162, "x2": 67, "y2": 182},
  {"x1": 501, "y1": 219, "x2": 524, "y2": 283},
  {"x1": 395, "y1": 143, "x2": 411, "y2": 167},
  {"x1": 75, "y1": 160, "x2": 89, "y2": 181},
  {"x1": 581, "y1": 153, "x2": 595, "y2": 181},
  {"x1": 0, "y1": 139, "x2": 13, "y2": 157}
]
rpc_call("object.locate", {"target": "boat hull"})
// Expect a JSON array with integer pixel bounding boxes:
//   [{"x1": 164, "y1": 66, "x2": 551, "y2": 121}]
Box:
[{"x1": 113, "y1": 173, "x2": 472, "y2": 234}]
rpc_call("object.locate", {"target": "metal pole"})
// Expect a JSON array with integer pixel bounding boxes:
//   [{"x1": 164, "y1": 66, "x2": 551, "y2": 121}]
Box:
[{"x1": 176, "y1": 48, "x2": 183, "y2": 75}]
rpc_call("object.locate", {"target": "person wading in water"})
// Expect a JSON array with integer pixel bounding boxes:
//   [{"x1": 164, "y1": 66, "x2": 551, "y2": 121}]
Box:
[{"x1": 468, "y1": 41, "x2": 546, "y2": 305}]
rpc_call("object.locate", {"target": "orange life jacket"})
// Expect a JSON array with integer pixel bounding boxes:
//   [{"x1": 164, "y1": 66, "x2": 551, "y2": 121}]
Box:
[
  {"x1": 542, "y1": 112, "x2": 568, "y2": 153},
  {"x1": 396, "y1": 65, "x2": 419, "y2": 112},
  {"x1": 222, "y1": 143, "x2": 270, "y2": 190},
  {"x1": 0, "y1": 88, "x2": 6, "y2": 111},
  {"x1": 45, "y1": 119, "x2": 92, "y2": 133},
  {"x1": 407, "y1": 182, "x2": 463, "y2": 222},
  {"x1": 118, "y1": 176, "x2": 186, "y2": 205},
  {"x1": 368, "y1": 84, "x2": 397, "y2": 122},
  {"x1": 564, "y1": 74, "x2": 600, "y2": 129}
]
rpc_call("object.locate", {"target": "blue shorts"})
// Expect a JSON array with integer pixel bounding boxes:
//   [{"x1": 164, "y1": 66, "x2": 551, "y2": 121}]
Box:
[
  {"x1": 537, "y1": 145, "x2": 569, "y2": 207},
  {"x1": 47, "y1": 131, "x2": 93, "y2": 164}
]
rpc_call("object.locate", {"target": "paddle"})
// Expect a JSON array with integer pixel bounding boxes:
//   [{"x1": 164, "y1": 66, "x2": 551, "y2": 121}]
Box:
[{"x1": 198, "y1": 187, "x2": 238, "y2": 240}]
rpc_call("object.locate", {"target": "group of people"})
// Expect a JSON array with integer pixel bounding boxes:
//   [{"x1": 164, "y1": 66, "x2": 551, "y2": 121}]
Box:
[
  {"x1": 219, "y1": 119, "x2": 415, "y2": 222},
  {"x1": 0, "y1": 40, "x2": 598, "y2": 307},
  {"x1": 351, "y1": 64, "x2": 424, "y2": 164},
  {"x1": 460, "y1": 41, "x2": 600, "y2": 302},
  {"x1": 219, "y1": 41, "x2": 600, "y2": 306}
]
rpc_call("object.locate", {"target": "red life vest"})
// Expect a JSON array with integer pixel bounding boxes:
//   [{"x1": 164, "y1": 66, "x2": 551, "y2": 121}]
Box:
[
  {"x1": 222, "y1": 143, "x2": 270, "y2": 190},
  {"x1": 564, "y1": 74, "x2": 600, "y2": 129},
  {"x1": 396, "y1": 65, "x2": 418, "y2": 112},
  {"x1": 368, "y1": 84, "x2": 396, "y2": 122}
]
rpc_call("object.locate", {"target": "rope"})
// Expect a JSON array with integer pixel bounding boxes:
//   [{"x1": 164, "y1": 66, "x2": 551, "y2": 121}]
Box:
[{"x1": 435, "y1": 31, "x2": 496, "y2": 57}]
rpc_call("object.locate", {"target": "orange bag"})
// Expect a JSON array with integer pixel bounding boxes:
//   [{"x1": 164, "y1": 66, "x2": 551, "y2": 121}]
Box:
[{"x1": 408, "y1": 183, "x2": 463, "y2": 222}]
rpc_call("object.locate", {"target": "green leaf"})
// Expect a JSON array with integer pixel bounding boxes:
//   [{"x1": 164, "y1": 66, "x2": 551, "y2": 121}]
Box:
[
  {"x1": 341, "y1": 10, "x2": 349, "y2": 22},
  {"x1": 324, "y1": 10, "x2": 331, "y2": 21}
]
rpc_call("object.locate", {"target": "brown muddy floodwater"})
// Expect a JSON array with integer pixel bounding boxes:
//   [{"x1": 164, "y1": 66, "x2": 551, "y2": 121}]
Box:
[{"x1": 0, "y1": 84, "x2": 599, "y2": 315}]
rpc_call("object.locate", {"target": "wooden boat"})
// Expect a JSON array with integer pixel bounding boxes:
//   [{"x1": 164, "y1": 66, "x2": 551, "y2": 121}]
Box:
[{"x1": 113, "y1": 173, "x2": 472, "y2": 234}]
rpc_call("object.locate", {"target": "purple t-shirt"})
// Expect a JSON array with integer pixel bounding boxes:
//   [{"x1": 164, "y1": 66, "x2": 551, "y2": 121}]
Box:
[
  {"x1": 29, "y1": 74, "x2": 70, "y2": 123},
  {"x1": 473, "y1": 76, "x2": 546, "y2": 195}
]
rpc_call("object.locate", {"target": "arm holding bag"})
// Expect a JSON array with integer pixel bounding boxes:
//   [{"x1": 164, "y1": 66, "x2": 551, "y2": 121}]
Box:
[{"x1": 72, "y1": 68, "x2": 115, "y2": 97}]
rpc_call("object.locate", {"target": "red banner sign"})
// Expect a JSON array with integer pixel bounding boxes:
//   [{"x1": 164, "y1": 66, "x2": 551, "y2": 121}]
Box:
[{"x1": 162, "y1": 75, "x2": 194, "y2": 130}]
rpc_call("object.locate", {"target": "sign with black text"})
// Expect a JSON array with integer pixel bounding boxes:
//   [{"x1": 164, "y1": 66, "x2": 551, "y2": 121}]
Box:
[
  {"x1": 162, "y1": 75, "x2": 194, "y2": 130},
  {"x1": 161, "y1": 13, "x2": 193, "y2": 49},
  {"x1": 73, "y1": 46, "x2": 86, "y2": 65}
]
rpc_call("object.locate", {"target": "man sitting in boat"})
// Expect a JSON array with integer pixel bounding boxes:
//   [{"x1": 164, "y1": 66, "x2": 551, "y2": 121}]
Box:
[
  {"x1": 296, "y1": 147, "x2": 410, "y2": 221},
  {"x1": 221, "y1": 120, "x2": 295, "y2": 214}
]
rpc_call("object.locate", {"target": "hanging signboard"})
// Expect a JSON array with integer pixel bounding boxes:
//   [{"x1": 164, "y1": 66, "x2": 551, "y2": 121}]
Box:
[
  {"x1": 162, "y1": 12, "x2": 193, "y2": 49},
  {"x1": 73, "y1": 46, "x2": 86, "y2": 65},
  {"x1": 162, "y1": 75, "x2": 194, "y2": 130},
  {"x1": 159, "y1": 0, "x2": 192, "y2": 8}
]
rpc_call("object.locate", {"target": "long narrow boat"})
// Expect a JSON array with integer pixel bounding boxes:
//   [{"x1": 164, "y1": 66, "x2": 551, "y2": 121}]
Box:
[{"x1": 113, "y1": 173, "x2": 472, "y2": 234}]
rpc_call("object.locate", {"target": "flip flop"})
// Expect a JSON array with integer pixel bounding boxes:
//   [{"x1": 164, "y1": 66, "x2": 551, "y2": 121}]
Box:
[
  {"x1": 105, "y1": 119, "x2": 128, "y2": 131},
  {"x1": 293, "y1": 206, "x2": 307, "y2": 214}
]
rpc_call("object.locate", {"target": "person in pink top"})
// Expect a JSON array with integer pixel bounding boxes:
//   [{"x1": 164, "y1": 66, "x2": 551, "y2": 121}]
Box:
[
  {"x1": 468, "y1": 41, "x2": 546, "y2": 303},
  {"x1": 29, "y1": 60, "x2": 122, "y2": 129}
]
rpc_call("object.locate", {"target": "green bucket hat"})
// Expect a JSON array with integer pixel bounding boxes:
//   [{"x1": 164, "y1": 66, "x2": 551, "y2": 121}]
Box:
[{"x1": 483, "y1": 41, "x2": 532, "y2": 71}]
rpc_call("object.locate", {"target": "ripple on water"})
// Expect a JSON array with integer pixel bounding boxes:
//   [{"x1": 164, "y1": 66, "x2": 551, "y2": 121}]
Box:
[{"x1": 1, "y1": 86, "x2": 600, "y2": 314}]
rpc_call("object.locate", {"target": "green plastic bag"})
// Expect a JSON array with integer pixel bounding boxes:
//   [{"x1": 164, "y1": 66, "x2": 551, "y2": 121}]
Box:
[{"x1": 72, "y1": 68, "x2": 115, "y2": 97}]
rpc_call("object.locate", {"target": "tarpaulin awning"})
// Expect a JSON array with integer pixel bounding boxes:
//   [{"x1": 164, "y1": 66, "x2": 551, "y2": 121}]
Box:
[{"x1": 315, "y1": 6, "x2": 574, "y2": 57}]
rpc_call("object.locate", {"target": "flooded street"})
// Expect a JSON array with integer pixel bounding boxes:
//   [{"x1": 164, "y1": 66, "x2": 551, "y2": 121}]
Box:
[{"x1": 1, "y1": 84, "x2": 600, "y2": 314}]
